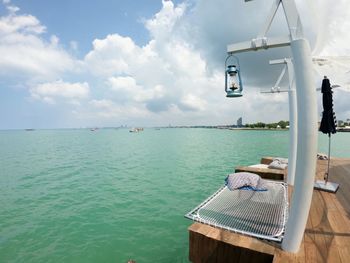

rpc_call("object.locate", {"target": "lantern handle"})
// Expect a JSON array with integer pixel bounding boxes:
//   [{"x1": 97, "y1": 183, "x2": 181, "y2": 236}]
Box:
[{"x1": 225, "y1": 54, "x2": 240, "y2": 70}]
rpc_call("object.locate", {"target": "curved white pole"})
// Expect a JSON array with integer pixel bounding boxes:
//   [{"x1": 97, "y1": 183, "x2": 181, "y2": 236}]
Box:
[
  {"x1": 286, "y1": 59, "x2": 297, "y2": 186},
  {"x1": 287, "y1": 88, "x2": 297, "y2": 185},
  {"x1": 282, "y1": 38, "x2": 318, "y2": 252}
]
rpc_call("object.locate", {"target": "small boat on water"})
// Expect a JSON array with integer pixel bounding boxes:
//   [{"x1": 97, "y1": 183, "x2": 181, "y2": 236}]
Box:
[
  {"x1": 90, "y1": 128, "x2": 98, "y2": 131},
  {"x1": 129, "y1": 128, "x2": 143, "y2": 133}
]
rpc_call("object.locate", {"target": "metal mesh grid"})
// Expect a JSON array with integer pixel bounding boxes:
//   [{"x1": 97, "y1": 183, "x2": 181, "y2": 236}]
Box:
[{"x1": 185, "y1": 181, "x2": 288, "y2": 242}]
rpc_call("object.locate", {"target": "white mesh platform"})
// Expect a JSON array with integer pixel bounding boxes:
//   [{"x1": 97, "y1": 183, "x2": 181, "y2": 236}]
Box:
[{"x1": 185, "y1": 181, "x2": 288, "y2": 242}]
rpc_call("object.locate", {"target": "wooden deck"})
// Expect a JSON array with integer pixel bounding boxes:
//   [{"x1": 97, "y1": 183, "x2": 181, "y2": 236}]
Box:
[
  {"x1": 188, "y1": 158, "x2": 350, "y2": 262},
  {"x1": 234, "y1": 166, "x2": 285, "y2": 181}
]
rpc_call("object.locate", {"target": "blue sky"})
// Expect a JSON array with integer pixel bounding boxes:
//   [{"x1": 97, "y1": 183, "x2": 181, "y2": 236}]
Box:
[
  {"x1": 5, "y1": 1, "x2": 183, "y2": 55},
  {"x1": 1, "y1": 0, "x2": 349, "y2": 129}
]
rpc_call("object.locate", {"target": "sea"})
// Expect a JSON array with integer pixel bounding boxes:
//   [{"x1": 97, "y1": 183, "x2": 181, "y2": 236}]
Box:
[{"x1": 1, "y1": 128, "x2": 349, "y2": 263}]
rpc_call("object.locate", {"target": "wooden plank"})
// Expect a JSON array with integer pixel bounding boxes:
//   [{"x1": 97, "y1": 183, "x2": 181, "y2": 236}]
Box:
[
  {"x1": 188, "y1": 158, "x2": 350, "y2": 263},
  {"x1": 296, "y1": 241, "x2": 306, "y2": 263},
  {"x1": 315, "y1": 193, "x2": 342, "y2": 263},
  {"x1": 320, "y1": 191, "x2": 337, "y2": 212},
  {"x1": 303, "y1": 227, "x2": 314, "y2": 245},
  {"x1": 239, "y1": 248, "x2": 273, "y2": 263},
  {"x1": 335, "y1": 190, "x2": 350, "y2": 217},
  {"x1": 311, "y1": 163, "x2": 346, "y2": 262},
  {"x1": 261, "y1": 157, "x2": 274, "y2": 165},
  {"x1": 304, "y1": 206, "x2": 315, "y2": 244},
  {"x1": 189, "y1": 223, "x2": 215, "y2": 262},
  {"x1": 188, "y1": 222, "x2": 202, "y2": 232},
  {"x1": 333, "y1": 171, "x2": 350, "y2": 215},
  {"x1": 273, "y1": 250, "x2": 294, "y2": 263},
  {"x1": 337, "y1": 247, "x2": 350, "y2": 263},
  {"x1": 332, "y1": 193, "x2": 350, "y2": 217},
  {"x1": 273, "y1": 248, "x2": 306, "y2": 263},
  {"x1": 327, "y1": 211, "x2": 350, "y2": 249},
  {"x1": 189, "y1": 231, "x2": 200, "y2": 262},
  {"x1": 304, "y1": 242, "x2": 318, "y2": 263},
  {"x1": 188, "y1": 227, "x2": 275, "y2": 263},
  {"x1": 191, "y1": 224, "x2": 276, "y2": 255},
  {"x1": 235, "y1": 166, "x2": 285, "y2": 181},
  {"x1": 325, "y1": 244, "x2": 342, "y2": 263}
]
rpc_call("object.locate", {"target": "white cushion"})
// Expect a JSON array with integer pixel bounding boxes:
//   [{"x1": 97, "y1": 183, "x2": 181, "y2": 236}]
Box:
[{"x1": 268, "y1": 160, "x2": 288, "y2": 170}]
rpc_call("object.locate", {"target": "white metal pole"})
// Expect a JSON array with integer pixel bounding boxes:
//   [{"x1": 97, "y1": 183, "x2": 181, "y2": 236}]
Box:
[
  {"x1": 267, "y1": 58, "x2": 297, "y2": 186},
  {"x1": 285, "y1": 59, "x2": 297, "y2": 186},
  {"x1": 282, "y1": 38, "x2": 318, "y2": 252},
  {"x1": 287, "y1": 88, "x2": 297, "y2": 186},
  {"x1": 325, "y1": 134, "x2": 331, "y2": 183}
]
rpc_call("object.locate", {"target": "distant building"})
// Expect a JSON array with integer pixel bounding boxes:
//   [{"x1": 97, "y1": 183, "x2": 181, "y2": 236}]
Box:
[
  {"x1": 237, "y1": 117, "x2": 243, "y2": 127},
  {"x1": 338, "y1": 120, "x2": 344, "y2": 127}
]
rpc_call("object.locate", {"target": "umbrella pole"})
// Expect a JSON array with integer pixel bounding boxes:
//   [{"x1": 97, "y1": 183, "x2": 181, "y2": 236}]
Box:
[
  {"x1": 325, "y1": 133, "x2": 331, "y2": 183},
  {"x1": 314, "y1": 132, "x2": 338, "y2": 193}
]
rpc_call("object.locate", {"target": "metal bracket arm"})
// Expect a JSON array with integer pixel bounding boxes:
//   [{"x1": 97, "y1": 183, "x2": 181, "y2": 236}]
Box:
[
  {"x1": 261, "y1": 58, "x2": 294, "y2": 93},
  {"x1": 227, "y1": 0, "x2": 302, "y2": 54},
  {"x1": 270, "y1": 58, "x2": 295, "y2": 88},
  {"x1": 227, "y1": 36, "x2": 290, "y2": 54}
]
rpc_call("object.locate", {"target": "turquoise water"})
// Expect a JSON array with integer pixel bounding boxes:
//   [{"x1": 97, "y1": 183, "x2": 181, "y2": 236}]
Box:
[{"x1": 0, "y1": 128, "x2": 349, "y2": 262}]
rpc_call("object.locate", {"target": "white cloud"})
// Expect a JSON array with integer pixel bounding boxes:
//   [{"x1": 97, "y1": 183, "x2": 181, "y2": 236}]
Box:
[
  {"x1": 76, "y1": 99, "x2": 151, "y2": 122},
  {"x1": 108, "y1": 76, "x2": 165, "y2": 103},
  {"x1": 313, "y1": 57, "x2": 350, "y2": 91},
  {"x1": 30, "y1": 80, "x2": 89, "y2": 104},
  {"x1": 1, "y1": 0, "x2": 17, "y2": 14},
  {"x1": 0, "y1": 10, "x2": 75, "y2": 81},
  {"x1": 89, "y1": 99, "x2": 115, "y2": 109},
  {"x1": 145, "y1": 0, "x2": 185, "y2": 40},
  {"x1": 70, "y1": 40, "x2": 78, "y2": 51},
  {"x1": 84, "y1": 34, "x2": 136, "y2": 77},
  {"x1": 180, "y1": 94, "x2": 207, "y2": 111},
  {"x1": 2, "y1": 0, "x2": 350, "y2": 128},
  {"x1": 306, "y1": 0, "x2": 350, "y2": 92},
  {"x1": 309, "y1": 0, "x2": 350, "y2": 57},
  {"x1": 80, "y1": 1, "x2": 213, "y2": 117},
  {"x1": 0, "y1": 13, "x2": 45, "y2": 34},
  {"x1": 0, "y1": 39, "x2": 75, "y2": 79},
  {"x1": 6, "y1": 5, "x2": 19, "y2": 13},
  {"x1": 44, "y1": 0, "x2": 292, "y2": 124},
  {"x1": 109, "y1": 76, "x2": 141, "y2": 92}
]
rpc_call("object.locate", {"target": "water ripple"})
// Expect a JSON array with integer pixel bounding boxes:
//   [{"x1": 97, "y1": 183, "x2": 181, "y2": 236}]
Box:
[{"x1": 1, "y1": 129, "x2": 349, "y2": 262}]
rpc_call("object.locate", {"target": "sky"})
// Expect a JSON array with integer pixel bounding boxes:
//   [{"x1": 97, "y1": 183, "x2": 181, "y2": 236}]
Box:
[{"x1": 0, "y1": 0, "x2": 349, "y2": 129}]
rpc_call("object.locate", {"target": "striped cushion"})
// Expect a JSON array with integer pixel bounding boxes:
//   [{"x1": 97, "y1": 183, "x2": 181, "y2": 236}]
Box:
[
  {"x1": 268, "y1": 160, "x2": 288, "y2": 170},
  {"x1": 273, "y1": 158, "x2": 288, "y2": 164},
  {"x1": 225, "y1": 172, "x2": 267, "y2": 191}
]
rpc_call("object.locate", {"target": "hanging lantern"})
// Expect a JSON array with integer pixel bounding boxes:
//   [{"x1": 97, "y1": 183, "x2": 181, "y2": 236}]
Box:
[{"x1": 225, "y1": 54, "x2": 243, "y2": 98}]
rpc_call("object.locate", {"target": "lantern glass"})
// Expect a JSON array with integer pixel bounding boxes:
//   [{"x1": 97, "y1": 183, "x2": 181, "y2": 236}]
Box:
[
  {"x1": 228, "y1": 66, "x2": 239, "y2": 91},
  {"x1": 225, "y1": 64, "x2": 243, "y2": 97}
]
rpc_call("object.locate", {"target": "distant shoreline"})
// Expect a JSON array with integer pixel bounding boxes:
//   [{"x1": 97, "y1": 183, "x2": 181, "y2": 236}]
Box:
[
  {"x1": 337, "y1": 128, "x2": 350, "y2": 132},
  {"x1": 164, "y1": 126, "x2": 350, "y2": 132},
  {"x1": 0, "y1": 127, "x2": 349, "y2": 132},
  {"x1": 163, "y1": 126, "x2": 289, "y2": 131},
  {"x1": 227, "y1": 127, "x2": 289, "y2": 131}
]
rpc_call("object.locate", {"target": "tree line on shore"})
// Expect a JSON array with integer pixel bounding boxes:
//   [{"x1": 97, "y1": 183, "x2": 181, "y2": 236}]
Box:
[
  {"x1": 338, "y1": 121, "x2": 350, "y2": 128},
  {"x1": 244, "y1": 120, "x2": 289, "y2": 129}
]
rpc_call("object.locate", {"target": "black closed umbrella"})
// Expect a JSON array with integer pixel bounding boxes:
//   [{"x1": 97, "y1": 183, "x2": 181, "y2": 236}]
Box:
[
  {"x1": 315, "y1": 76, "x2": 339, "y2": 192},
  {"x1": 319, "y1": 77, "x2": 337, "y2": 135}
]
